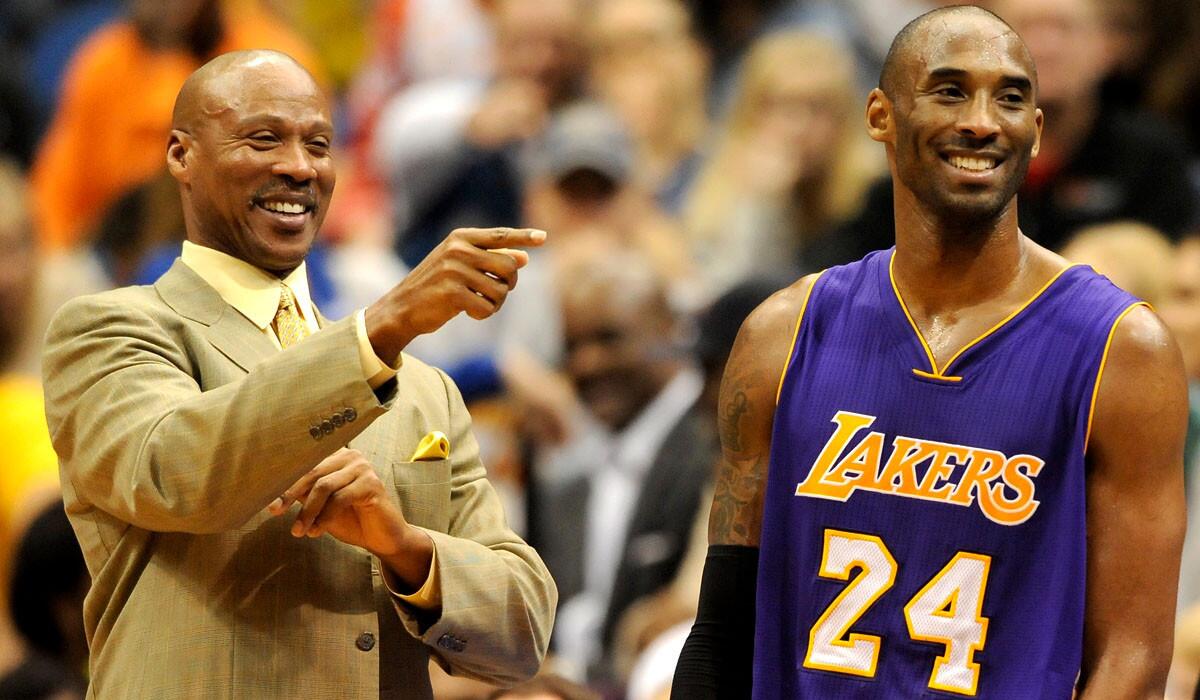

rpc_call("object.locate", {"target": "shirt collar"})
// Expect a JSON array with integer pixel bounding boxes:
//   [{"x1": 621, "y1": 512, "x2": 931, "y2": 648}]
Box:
[{"x1": 180, "y1": 240, "x2": 315, "y2": 330}]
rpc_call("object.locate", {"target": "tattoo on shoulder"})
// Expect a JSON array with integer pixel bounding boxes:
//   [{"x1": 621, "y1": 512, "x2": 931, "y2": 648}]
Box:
[{"x1": 709, "y1": 371, "x2": 768, "y2": 546}]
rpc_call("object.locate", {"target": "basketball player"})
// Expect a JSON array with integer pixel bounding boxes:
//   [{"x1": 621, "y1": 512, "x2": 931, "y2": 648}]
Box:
[{"x1": 671, "y1": 6, "x2": 1186, "y2": 699}]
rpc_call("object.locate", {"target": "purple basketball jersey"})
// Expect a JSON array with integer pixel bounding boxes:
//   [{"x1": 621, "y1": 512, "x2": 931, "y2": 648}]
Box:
[{"x1": 753, "y1": 249, "x2": 1143, "y2": 699}]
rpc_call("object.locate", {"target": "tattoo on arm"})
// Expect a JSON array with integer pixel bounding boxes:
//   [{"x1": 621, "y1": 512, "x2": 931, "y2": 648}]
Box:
[
  {"x1": 709, "y1": 370, "x2": 769, "y2": 547},
  {"x1": 721, "y1": 391, "x2": 749, "y2": 452}
]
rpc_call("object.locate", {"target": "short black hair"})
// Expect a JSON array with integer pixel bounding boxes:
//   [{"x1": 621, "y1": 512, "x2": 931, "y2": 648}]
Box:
[{"x1": 878, "y1": 5, "x2": 1024, "y2": 98}]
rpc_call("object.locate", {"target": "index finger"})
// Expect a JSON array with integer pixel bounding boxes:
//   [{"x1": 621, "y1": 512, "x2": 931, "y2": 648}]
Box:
[{"x1": 459, "y1": 227, "x2": 547, "y2": 250}]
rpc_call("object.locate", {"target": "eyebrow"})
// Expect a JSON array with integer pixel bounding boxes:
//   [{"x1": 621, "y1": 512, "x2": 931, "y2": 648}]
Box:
[
  {"x1": 234, "y1": 113, "x2": 333, "y2": 134},
  {"x1": 926, "y1": 67, "x2": 1033, "y2": 93}
]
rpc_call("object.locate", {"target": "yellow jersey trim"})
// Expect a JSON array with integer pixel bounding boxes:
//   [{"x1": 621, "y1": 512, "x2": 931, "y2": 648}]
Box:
[
  {"x1": 911, "y1": 368, "x2": 963, "y2": 383},
  {"x1": 889, "y1": 253, "x2": 1081, "y2": 379},
  {"x1": 1084, "y1": 301, "x2": 1149, "y2": 453},
  {"x1": 777, "y1": 271, "x2": 826, "y2": 405}
]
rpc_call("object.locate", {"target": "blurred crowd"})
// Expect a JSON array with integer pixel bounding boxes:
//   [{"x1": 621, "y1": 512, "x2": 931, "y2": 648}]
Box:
[{"x1": 1, "y1": 0, "x2": 1200, "y2": 698}]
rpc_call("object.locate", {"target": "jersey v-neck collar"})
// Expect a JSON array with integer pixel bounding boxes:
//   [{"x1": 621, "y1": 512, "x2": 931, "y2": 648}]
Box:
[{"x1": 879, "y1": 248, "x2": 1081, "y2": 382}]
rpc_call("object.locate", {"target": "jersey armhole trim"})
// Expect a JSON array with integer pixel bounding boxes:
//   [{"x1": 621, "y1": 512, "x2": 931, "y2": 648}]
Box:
[
  {"x1": 1084, "y1": 301, "x2": 1150, "y2": 453},
  {"x1": 776, "y1": 271, "x2": 826, "y2": 405}
]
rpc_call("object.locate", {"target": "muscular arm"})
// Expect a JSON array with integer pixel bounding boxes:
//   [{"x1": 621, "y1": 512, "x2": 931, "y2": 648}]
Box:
[
  {"x1": 1078, "y1": 306, "x2": 1188, "y2": 698},
  {"x1": 672, "y1": 275, "x2": 819, "y2": 698},
  {"x1": 707, "y1": 279, "x2": 815, "y2": 545}
]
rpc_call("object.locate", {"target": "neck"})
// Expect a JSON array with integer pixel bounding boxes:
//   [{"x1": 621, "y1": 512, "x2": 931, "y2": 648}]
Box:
[{"x1": 891, "y1": 187, "x2": 1025, "y2": 314}]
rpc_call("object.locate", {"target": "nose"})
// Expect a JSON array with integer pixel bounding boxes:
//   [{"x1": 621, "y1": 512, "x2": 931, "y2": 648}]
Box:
[
  {"x1": 956, "y1": 93, "x2": 1001, "y2": 141},
  {"x1": 272, "y1": 141, "x2": 318, "y2": 183},
  {"x1": 566, "y1": 340, "x2": 608, "y2": 379}
]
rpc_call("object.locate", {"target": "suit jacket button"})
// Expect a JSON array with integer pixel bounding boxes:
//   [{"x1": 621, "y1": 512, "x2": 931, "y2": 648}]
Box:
[
  {"x1": 331, "y1": 413, "x2": 345, "y2": 428},
  {"x1": 309, "y1": 426, "x2": 323, "y2": 441},
  {"x1": 437, "y1": 634, "x2": 453, "y2": 650},
  {"x1": 321, "y1": 420, "x2": 334, "y2": 435},
  {"x1": 355, "y1": 632, "x2": 376, "y2": 652},
  {"x1": 343, "y1": 407, "x2": 357, "y2": 423}
]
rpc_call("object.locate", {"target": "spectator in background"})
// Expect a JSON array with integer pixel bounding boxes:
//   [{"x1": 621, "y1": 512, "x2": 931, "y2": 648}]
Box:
[
  {"x1": 384, "y1": 104, "x2": 648, "y2": 415},
  {"x1": 30, "y1": 0, "x2": 323, "y2": 252},
  {"x1": 1163, "y1": 233, "x2": 1200, "y2": 700},
  {"x1": 266, "y1": 0, "x2": 371, "y2": 94},
  {"x1": 0, "y1": 0, "x2": 123, "y2": 167},
  {"x1": 371, "y1": 0, "x2": 587, "y2": 268},
  {"x1": 1135, "y1": 0, "x2": 1200, "y2": 160},
  {"x1": 993, "y1": 0, "x2": 1196, "y2": 246},
  {"x1": 1095, "y1": 0, "x2": 1166, "y2": 110},
  {"x1": 1162, "y1": 234, "x2": 1200, "y2": 610},
  {"x1": 88, "y1": 169, "x2": 185, "y2": 285},
  {"x1": 324, "y1": 0, "x2": 497, "y2": 257},
  {"x1": 846, "y1": 0, "x2": 1197, "y2": 253},
  {"x1": 605, "y1": 278, "x2": 784, "y2": 694},
  {"x1": 683, "y1": 32, "x2": 882, "y2": 297},
  {"x1": 522, "y1": 102, "x2": 696, "y2": 303},
  {"x1": 0, "y1": 501, "x2": 88, "y2": 700},
  {"x1": 0, "y1": 160, "x2": 61, "y2": 673},
  {"x1": 587, "y1": 0, "x2": 709, "y2": 214},
  {"x1": 348, "y1": 0, "x2": 495, "y2": 142},
  {"x1": 623, "y1": 621, "x2": 690, "y2": 700},
  {"x1": 1095, "y1": 0, "x2": 1200, "y2": 155},
  {"x1": 0, "y1": 3, "x2": 43, "y2": 167},
  {"x1": 530, "y1": 250, "x2": 711, "y2": 687},
  {"x1": 686, "y1": 0, "x2": 931, "y2": 115},
  {"x1": 1060, "y1": 220, "x2": 1174, "y2": 305}
]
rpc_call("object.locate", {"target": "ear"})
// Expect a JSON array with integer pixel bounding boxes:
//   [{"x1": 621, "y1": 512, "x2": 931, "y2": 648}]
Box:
[
  {"x1": 865, "y1": 88, "x2": 892, "y2": 143},
  {"x1": 1031, "y1": 107, "x2": 1044, "y2": 159},
  {"x1": 166, "y1": 130, "x2": 193, "y2": 184}
]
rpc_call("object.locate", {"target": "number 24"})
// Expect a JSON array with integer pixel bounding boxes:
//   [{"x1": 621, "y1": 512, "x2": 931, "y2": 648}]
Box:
[{"x1": 805, "y1": 529, "x2": 991, "y2": 696}]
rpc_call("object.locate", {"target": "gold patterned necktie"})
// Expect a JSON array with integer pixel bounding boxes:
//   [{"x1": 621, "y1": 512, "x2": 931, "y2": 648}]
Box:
[{"x1": 273, "y1": 284, "x2": 310, "y2": 349}]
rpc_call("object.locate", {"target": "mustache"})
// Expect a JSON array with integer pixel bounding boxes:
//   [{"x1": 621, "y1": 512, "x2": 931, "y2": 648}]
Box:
[{"x1": 252, "y1": 181, "x2": 316, "y2": 204}]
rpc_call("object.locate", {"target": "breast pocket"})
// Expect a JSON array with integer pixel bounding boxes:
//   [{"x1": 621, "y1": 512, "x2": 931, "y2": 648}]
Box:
[{"x1": 389, "y1": 459, "x2": 452, "y2": 532}]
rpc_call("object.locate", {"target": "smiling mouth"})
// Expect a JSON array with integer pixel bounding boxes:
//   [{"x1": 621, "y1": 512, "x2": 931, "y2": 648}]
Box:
[
  {"x1": 942, "y1": 154, "x2": 1000, "y2": 172},
  {"x1": 255, "y1": 199, "x2": 313, "y2": 215}
]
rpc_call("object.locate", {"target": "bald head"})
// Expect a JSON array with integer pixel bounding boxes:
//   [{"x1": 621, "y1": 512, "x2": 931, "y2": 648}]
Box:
[
  {"x1": 165, "y1": 49, "x2": 334, "y2": 275},
  {"x1": 172, "y1": 50, "x2": 319, "y2": 133},
  {"x1": 879, "y1": 5, "x2": 1036, "y2": 101}
]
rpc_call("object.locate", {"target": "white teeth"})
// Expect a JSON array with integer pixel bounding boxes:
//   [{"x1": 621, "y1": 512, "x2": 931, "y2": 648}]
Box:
[
  {"x1": 949, "y1": 155, "x2": 996, "y2": 171},
  {"x1": 261, "y1": 201, "x2": 306, "y2": 214}
]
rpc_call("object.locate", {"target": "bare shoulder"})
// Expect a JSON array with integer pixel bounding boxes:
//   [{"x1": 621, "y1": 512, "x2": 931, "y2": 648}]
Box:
[
  {"x1": 741, "y1": 273, "x2": 823, "y2": 333},
  {"x1": 734, "y1": 273, "x2": 823, "y2": 376},
  {"x1": 1089, "y1": 304, "x2": 1187, "y2": 470},
  {"x1": 709, "y1": 273, "x2": 822, "y2": 546},
  {"x1": 723, "y1": 273, "x2": 823, "y2": 421},
  {"x1": 1099, "y1": 305, "x2": 1183, "y2": 400}
]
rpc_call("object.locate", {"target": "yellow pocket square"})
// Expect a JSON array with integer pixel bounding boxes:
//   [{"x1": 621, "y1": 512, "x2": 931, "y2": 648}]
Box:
[{"x1": 410, "y1": 431, "x2": 450, "y2": 461}]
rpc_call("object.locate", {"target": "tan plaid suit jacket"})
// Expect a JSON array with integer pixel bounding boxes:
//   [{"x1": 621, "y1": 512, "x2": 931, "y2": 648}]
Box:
[{"x1": 41, "y1": 261, "x2": 556, "y2": 699}]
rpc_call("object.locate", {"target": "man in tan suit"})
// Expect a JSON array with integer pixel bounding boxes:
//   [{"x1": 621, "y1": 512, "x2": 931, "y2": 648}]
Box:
[{"x1": 41, "y1": 50, "x2": 557, "y2": 698}]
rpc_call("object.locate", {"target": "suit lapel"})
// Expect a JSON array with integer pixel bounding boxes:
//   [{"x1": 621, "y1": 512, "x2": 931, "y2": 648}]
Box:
[{"x1": 155, "y1": 259, "x2": 278, "y2": 373}]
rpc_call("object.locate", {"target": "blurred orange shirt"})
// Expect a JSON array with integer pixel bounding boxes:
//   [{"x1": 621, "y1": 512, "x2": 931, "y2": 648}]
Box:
[{"x1": 30, "y1": 5, "x2": 325, "y2": 251}]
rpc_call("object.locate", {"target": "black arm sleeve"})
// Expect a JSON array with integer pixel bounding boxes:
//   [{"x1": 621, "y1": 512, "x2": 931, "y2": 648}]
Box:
[{"x1": 671, "y1": 544, "x2": 759, "y2": 699}]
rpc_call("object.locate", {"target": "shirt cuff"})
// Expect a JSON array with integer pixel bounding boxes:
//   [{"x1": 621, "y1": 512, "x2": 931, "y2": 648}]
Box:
[
  {"x1": 381, "y1": 540, "x2": 442, "y2": 610},
  {"x1": 355, "y1": 308, "x2": 401, "y2": 388}
]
